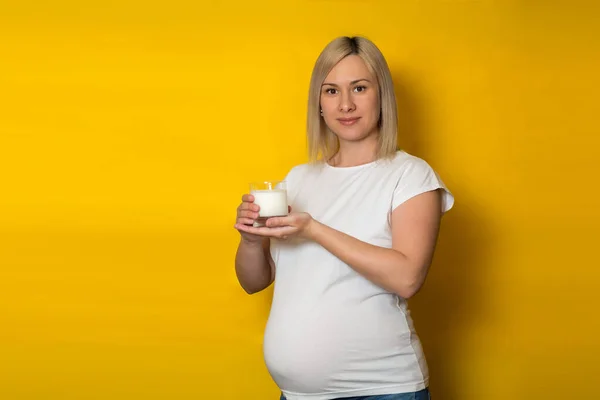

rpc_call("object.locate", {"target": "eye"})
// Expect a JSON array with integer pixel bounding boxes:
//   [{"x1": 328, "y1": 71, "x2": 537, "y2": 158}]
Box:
[
  {"x1": 354, "y1": 85, "x2": 367, "y2": 93},
  {"x1": 324, "y1": 87, "x2": 338, "y2": 95}
]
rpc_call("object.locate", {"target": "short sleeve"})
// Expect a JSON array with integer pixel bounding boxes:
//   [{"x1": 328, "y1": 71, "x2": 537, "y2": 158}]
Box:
[
  {"x1": 281, "y1": 164, "x2": 304, "y2": 205},
  {"x1": 391, "y1": 158, "x2": 455, "y2": 214}
]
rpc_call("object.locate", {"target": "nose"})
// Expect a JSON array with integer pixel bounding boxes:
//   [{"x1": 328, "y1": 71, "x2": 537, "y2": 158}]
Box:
[{"x1": 338, "y1": 91, "x2": 356, "y2": 113}]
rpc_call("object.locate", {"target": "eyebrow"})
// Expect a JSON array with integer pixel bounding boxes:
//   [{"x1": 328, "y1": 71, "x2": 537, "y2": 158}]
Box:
[{"x1": 321, "y1": 79, "x2": 371, "y2": 87}]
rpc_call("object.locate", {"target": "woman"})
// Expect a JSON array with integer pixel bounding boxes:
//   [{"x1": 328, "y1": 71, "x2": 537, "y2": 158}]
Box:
[{"x1": 234, "y1": 36, "x2": 454, "y2": 400}]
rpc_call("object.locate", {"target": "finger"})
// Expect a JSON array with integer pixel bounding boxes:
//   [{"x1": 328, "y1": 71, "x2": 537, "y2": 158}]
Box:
[
  {"x1": 236, "y1": 224, "x2": 289, "y2": 238},
  {"x1": 266, "y1": 216, "x2": 292, "y2": 228},
  {"x1": 288, "y1": 205, "x2": 292, "y2": 213},
  {"x1": 238, "y1": 210, "x2": 259, "y2": 219},
  {"x1": 241, "y1": 194, "x2": 255, "y2": 203},
  {"x1": 235, "y1": 218, "x2": 256, "y2": 226},
  {"x1": 239, "y1": 202, "x2": 260, "y2": 212},
  {"x1": 264, "y1": 226, "x2": 295, "y2": 239},
  {"x1": 235, "y1": 224, "x2": 268, "y2": 236}
]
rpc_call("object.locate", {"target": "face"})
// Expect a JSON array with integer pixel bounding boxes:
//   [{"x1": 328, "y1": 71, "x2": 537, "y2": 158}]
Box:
[{"x1": 320, "y1": 55, "x2": 381, "y2": 144}]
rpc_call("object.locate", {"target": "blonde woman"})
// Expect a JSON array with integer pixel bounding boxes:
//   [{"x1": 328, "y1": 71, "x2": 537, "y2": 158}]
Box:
[{"x1": 234, "y1": 36, "x2": 454, "y2": 400}]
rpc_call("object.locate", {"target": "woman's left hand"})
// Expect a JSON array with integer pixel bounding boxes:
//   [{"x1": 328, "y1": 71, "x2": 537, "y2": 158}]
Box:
[{"x1": 234, "y1": 212, "x2": 315, "y2": 240}]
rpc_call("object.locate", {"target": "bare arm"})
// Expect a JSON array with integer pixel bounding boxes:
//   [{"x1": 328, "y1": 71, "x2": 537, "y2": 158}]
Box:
[
  {"x1": 309, "y1": 189, "x2": 443, "y2": 298},
  {"x1": 234, "y1": 193, "x2": 276, "y2": 294},
  {"x1": 234, "y1": 237, "x2": 275, "y2": 294},
  {"x1": 239, "y1": 189, "x2": 444, "y2": 298}
]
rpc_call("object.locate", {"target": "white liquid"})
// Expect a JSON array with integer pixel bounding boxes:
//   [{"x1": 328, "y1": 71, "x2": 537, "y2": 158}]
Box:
[{"x1": 251, "y1": 189, "x2": 288, "y2": 217}]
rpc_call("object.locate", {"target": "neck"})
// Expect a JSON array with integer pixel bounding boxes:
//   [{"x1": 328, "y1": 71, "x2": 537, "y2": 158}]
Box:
[{"x1": 329, "y1": 134, "x2": 379, "y2": 167}]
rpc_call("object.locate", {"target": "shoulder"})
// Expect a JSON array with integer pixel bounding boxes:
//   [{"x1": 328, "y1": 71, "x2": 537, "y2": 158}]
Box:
[
  {"x1": 385, "y1": 151, "x2": 455, "y2": 213},
  {"x1": 282, "y1": 162, "x2": 320, "y2": 193},
  {"x1": 282, "y1": 162, "x2": 325, "y2": 203},
  {"x1": 377, "y1": 150, "x2": 436, "y2": 177},
  {"x1": 284, "y1": 161, "x2": 325, "y2": 180},
  {"x1": 395, "y1": 150, "x2": 431, "y2": 167}
]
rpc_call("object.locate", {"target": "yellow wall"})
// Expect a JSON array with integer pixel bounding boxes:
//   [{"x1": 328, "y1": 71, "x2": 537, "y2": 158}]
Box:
[{"x1": 1, "y1": 1, "x2": 598, "y2": 399}]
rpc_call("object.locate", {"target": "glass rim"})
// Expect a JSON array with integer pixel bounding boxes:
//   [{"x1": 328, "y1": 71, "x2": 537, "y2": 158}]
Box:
[
  {"x1": 249, "y1": 180, "x2": 286, "y2": 184},
  {"x1": 249, "y1": 180, "x2": 287, "y2": 191}
]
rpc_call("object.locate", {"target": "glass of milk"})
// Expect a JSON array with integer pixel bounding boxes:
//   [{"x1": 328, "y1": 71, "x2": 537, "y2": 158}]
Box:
[{"x1": 249, "y1": 181, "x2": 288, "y2": 226}]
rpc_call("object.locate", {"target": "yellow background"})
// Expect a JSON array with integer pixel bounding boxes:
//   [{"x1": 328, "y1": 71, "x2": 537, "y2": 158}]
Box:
[{"x1": 1, "y1": 1, "x2": 599, "y2": 399}]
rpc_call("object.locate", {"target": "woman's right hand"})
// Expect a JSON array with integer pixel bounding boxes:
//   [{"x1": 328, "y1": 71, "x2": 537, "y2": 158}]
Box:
[{"x1": 235, "y1": 194, "x2": 263, "y2": 243}]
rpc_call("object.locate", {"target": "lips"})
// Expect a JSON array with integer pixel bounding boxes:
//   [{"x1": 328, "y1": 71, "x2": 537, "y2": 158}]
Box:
[{"x1": 337, "y1": 117, "x2": 361, "y2": 126}]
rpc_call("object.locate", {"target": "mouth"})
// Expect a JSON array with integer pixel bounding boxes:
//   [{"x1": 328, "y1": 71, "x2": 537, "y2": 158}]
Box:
[{"x1": 337, "y1": 117, "x2": 361, "y2": 126}]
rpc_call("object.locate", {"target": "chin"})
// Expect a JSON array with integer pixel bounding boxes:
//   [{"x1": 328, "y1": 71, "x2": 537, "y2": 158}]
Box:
[
  {"x1": 333, "y1": 126, "x2": 376, "y2": 142},
  {"x1": 336, "y1": 134, "x2": 370, "y2": 142}
]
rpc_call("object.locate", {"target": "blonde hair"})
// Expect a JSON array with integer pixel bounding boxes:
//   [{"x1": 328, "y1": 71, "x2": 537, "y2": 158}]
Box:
[{"x1": 306, "y1": 36, "x2": 398, "y2": 163}]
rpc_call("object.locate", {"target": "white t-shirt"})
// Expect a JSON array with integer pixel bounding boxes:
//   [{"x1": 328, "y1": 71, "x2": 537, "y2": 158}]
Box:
[{"x1": 263, "y1": 150, "x2": 454, "y2": 400}]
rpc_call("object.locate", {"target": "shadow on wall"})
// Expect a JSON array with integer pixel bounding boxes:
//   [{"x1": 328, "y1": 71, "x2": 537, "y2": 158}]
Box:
[{"x1": 393, "y1": 71, "x2": 495, "y2": 400}]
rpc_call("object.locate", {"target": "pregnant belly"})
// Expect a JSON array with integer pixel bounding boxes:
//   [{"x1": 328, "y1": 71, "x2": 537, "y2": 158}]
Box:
[
  {"x1": 263, "y1": 310, "x2": 345, "y2": 393},
  {"x1": 262, "y1": 304, "x2": 413, "y2": 394}
]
